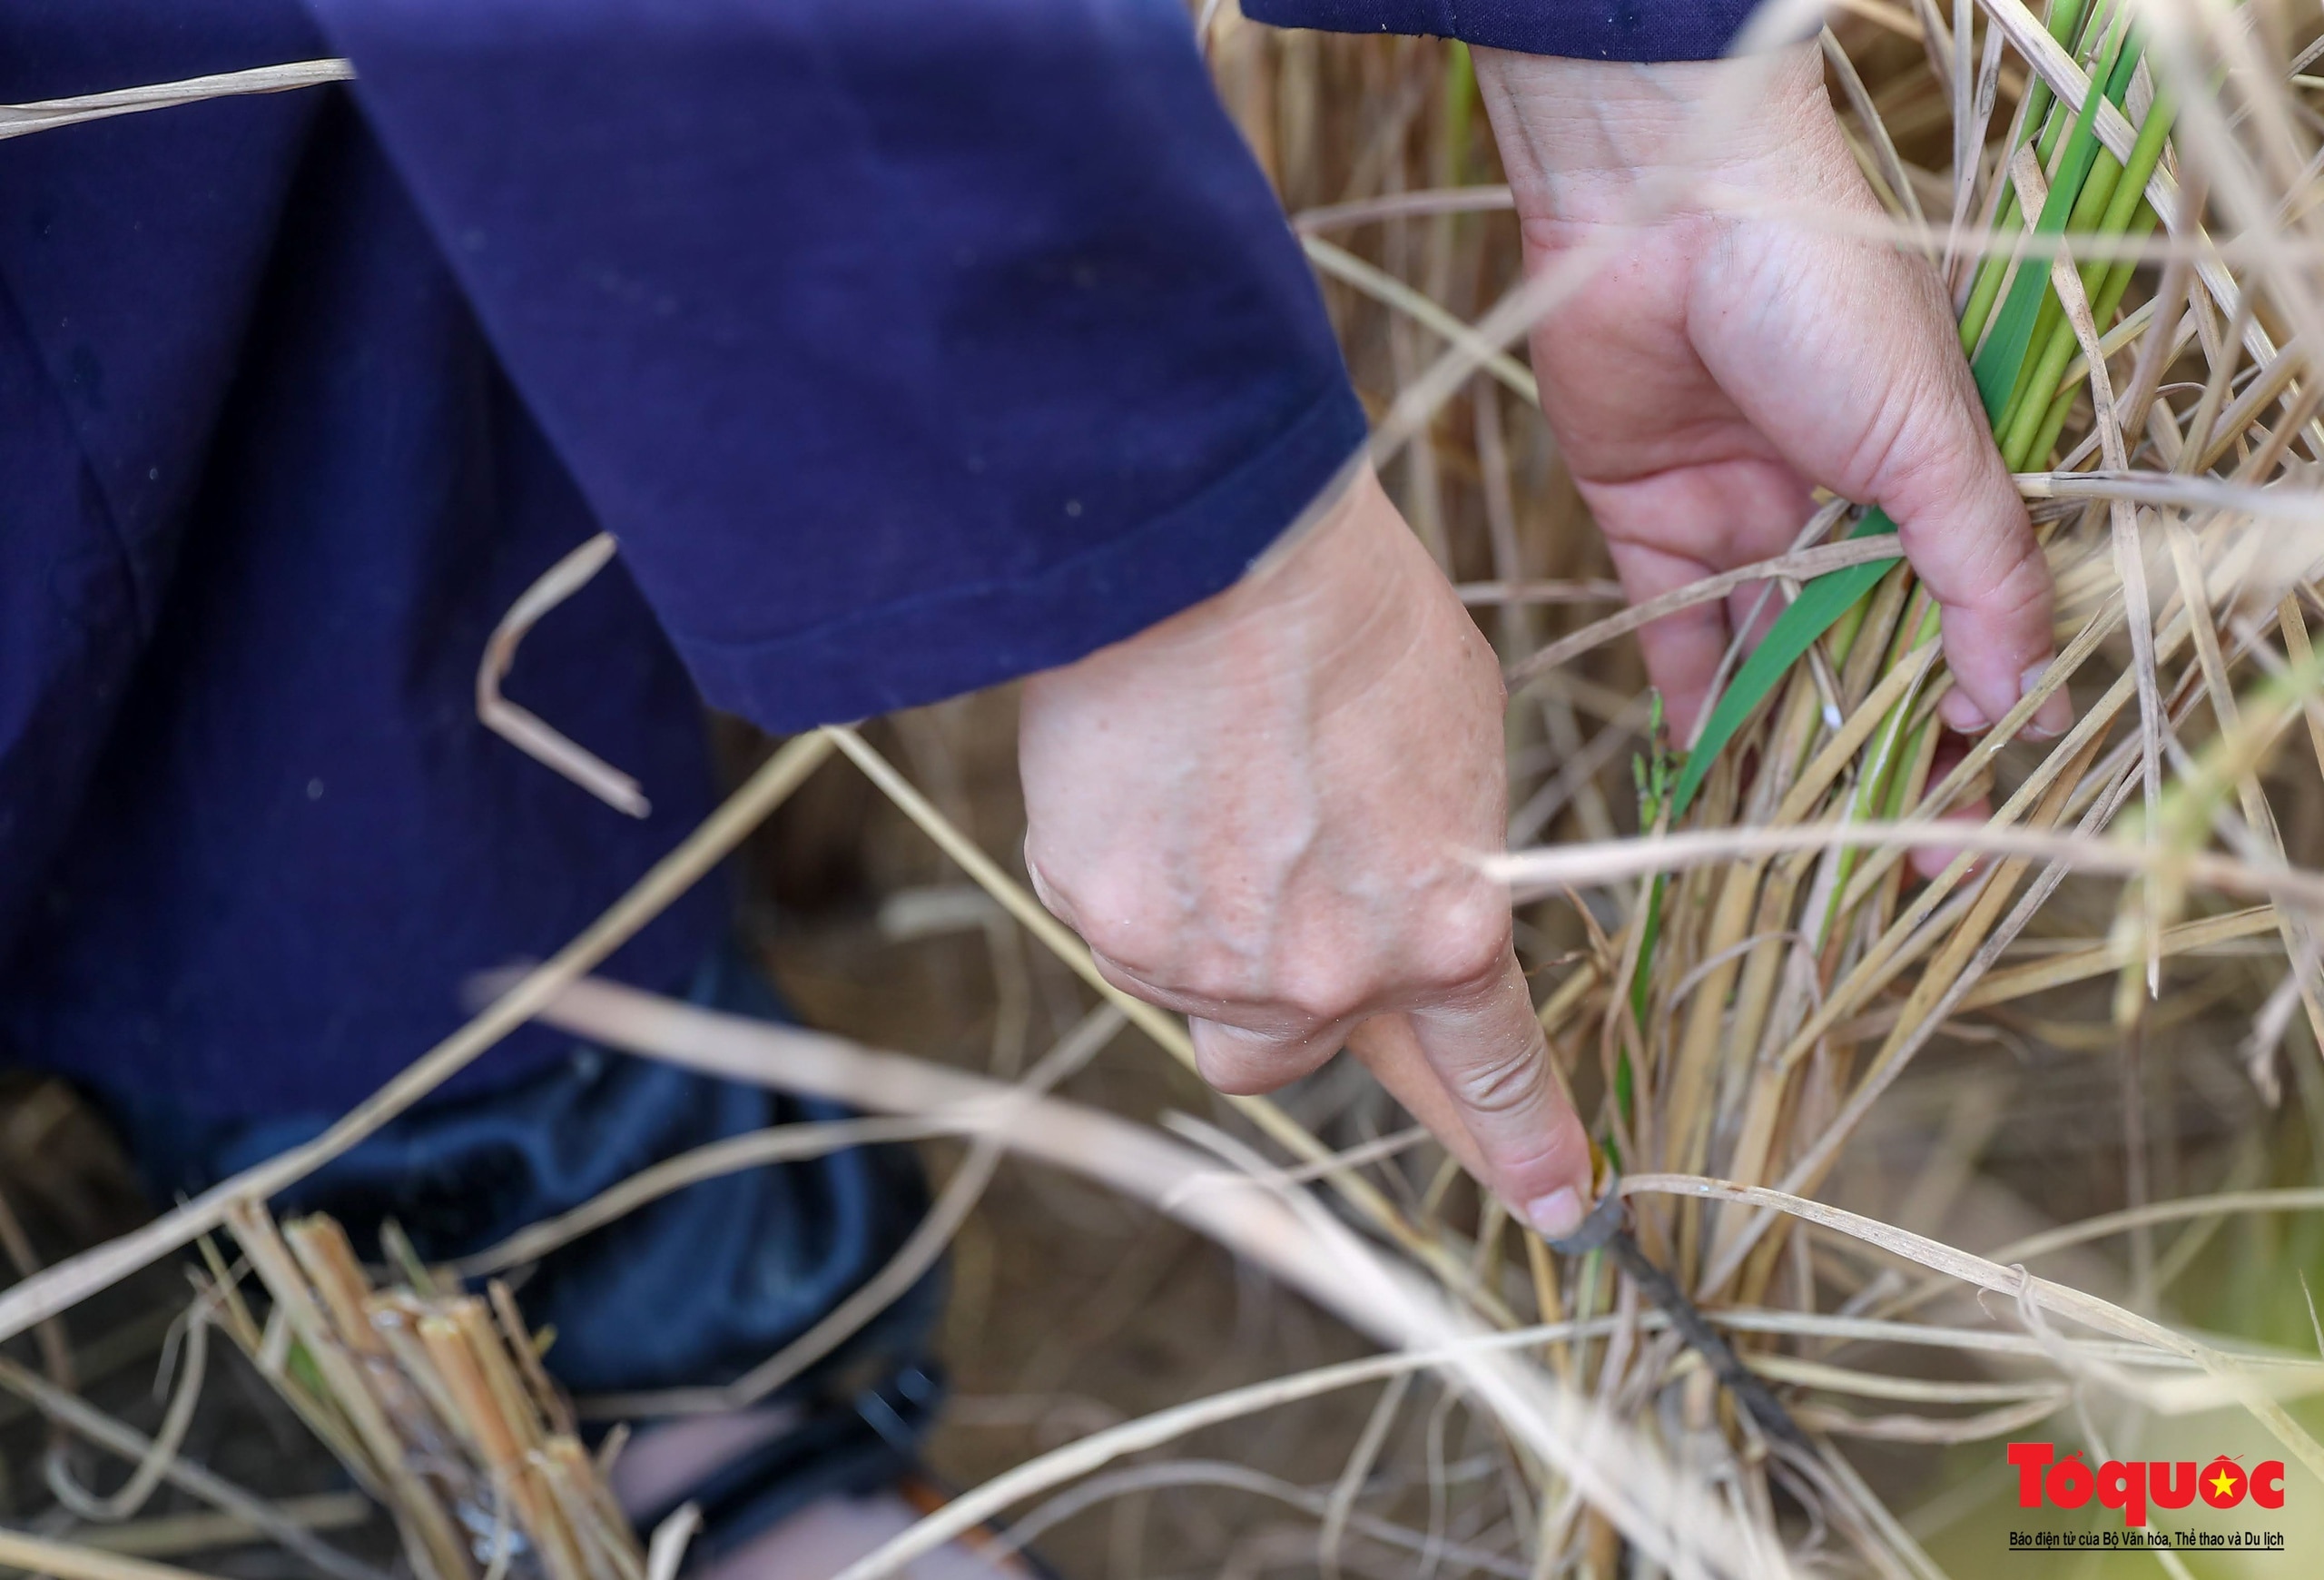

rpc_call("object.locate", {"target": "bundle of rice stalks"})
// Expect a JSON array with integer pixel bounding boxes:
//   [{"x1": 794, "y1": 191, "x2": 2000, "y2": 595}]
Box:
[
  {"x1": 208, "y1": 1205, "x2": 642, "y2": 1580},
  {"x1": 1502, "y1": 0, "x2": 2324, "y2": 1373}
]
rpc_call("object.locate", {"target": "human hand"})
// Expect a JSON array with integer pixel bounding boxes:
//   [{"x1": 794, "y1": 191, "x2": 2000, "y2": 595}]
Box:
[
  {"x1": 1019, "y1": 466, "x2": 1595, "y2": 1237},
  {"x1": 1473, "y1": 43, "x2": 2068, "y2": 745}
]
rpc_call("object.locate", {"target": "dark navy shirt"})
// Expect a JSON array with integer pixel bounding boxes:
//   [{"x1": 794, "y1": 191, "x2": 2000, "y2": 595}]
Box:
[{"x1": 0, "y1": 0, "x2": 1747, "y2": 1120}]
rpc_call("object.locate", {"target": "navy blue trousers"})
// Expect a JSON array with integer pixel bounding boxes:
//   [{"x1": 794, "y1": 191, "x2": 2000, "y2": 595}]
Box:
[{"x1": 94, "y1": 946, "x2": 941, "y2": 1542}]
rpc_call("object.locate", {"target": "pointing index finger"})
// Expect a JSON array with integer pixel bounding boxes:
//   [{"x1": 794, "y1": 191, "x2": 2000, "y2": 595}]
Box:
[{"x1": 1360, "y1": 953, "x2": 1595, "y2": 1237}]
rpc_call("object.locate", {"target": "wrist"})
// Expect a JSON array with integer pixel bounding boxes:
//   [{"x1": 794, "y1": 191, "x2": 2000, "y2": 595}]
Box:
[
  {"x1": 1032, "y1": 464, "x2": 1433, "y2": 723},
  {"x1": 1473, "y1": 42, "x2": 1832, "y2": 232}
]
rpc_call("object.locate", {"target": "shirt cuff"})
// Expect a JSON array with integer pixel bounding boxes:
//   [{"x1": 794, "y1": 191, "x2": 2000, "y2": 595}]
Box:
[
  {"x1": 671, "y1": 387, "x2": 1367, "y2": 730},
  {"x1": 1243, "y1": 1, "x2": 1767, "y2": 61}
]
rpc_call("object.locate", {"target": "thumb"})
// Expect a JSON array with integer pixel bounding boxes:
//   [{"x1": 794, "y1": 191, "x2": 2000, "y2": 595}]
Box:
[
  {"x1": 1866, "y1": 346, "x2": 2069, "y2": 737},
  {"x1": 1689, "y1": 114, "x2": 2069, "y2": 740}
]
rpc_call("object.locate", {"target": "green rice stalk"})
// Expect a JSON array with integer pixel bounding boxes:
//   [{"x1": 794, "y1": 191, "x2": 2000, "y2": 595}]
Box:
[{"x1": 1956, "y1": 0, "x2": 2096, "y2": 351}]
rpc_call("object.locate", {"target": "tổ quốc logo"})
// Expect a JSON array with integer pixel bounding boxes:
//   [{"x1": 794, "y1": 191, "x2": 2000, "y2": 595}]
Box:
[{"x1": 2007, "y1": 1442, "x2": 2289, "y2": 1553}]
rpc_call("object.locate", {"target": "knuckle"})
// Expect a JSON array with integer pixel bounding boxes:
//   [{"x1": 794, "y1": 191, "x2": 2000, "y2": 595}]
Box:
[
  {"x1": 1849, "y1": 379, "x2": 1942, "y2": 499},
  {"x1": 1976, "y1": 549, "x2": 2053, "y2": 628},
  {"x1": 1848, "y1": 346, "x2": 1987, "y2": 500},
  {"x1": 1275, "y1": 960, "x2": 1369, "y2": 1026},
  {"x1": 1416, "y1": 900, "x2": 1512, "y2": 993},
  {"x1": 1060, "y1": 885, "x2": 1169, "y2": 977},
  {"x1": 1928, "y1": 509, "x2": 2048, "y2": 614}
]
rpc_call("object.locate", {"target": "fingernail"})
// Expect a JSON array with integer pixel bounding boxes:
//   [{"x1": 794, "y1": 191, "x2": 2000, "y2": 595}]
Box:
[
  {"x1": 1937, "y1": 688, "x2": 1989, "y2": 735},
  {"x1": 1523, "y1": 1187, "x2": 1584, "y2": 1239},
  {"x1": 1908, "y1": 844, "x2": 1960, "y2": 882},
  {"x1": 2022, "y1": 660, "x2": 2073, "y2": 740}
]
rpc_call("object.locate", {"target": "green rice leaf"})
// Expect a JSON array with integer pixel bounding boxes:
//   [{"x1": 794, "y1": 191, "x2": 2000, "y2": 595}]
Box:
[
  {"x1": 1957, "y1": 0, "x2": 2095, "y2": 352},
  {"x1": 1970, "y1": 16, "x2": 2142, "y2": 422},
  {"x1": 1667, "y1": 515, "x2": 1903, "y2": 820}
]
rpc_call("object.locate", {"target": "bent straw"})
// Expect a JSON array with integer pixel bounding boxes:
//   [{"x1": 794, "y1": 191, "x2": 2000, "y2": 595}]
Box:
[
  {"x1": 0, "y1": 60, "x2": 351, "y2": 140},
  {"x1": 517, "y1": 974, "x2": 1797, "y2": 1580},
  {"x1": 525, "y1": 975, "x2": 2324, "y2": 1572},
  {"x1": 1506, "y1": 538, "x2": 1908, "y2": 689},
  {"x1": 1987, "y1": 1185, "x2": 2324, "y2": 1267},
  {"x1": 475, "y1": 532, "x2": 651, "y2": 819},
  {"x1": 1492, "y1": 820, "x2": 2324, "y2": 916},
  {"x1": 1293, "y1": 185, "x2": 1516, "y2": 232},
  {"x1": 1304, "y1": 235, "x2": 1539, "y2": 401}
]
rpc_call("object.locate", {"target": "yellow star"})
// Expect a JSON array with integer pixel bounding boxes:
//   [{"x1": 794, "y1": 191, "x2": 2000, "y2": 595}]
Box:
[{"x1": 2211, "y1": 1469, "x2": 2240, "y2": 1499}]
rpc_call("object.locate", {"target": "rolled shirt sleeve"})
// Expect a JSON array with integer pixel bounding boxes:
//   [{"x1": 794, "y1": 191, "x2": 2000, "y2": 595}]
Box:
[
  {"x1": 296, "y1": 0, "x2": 1368, "y2": 731},
  {"x1": 1242, "y1": 1, "x2": 1767, "y2": 61}
]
